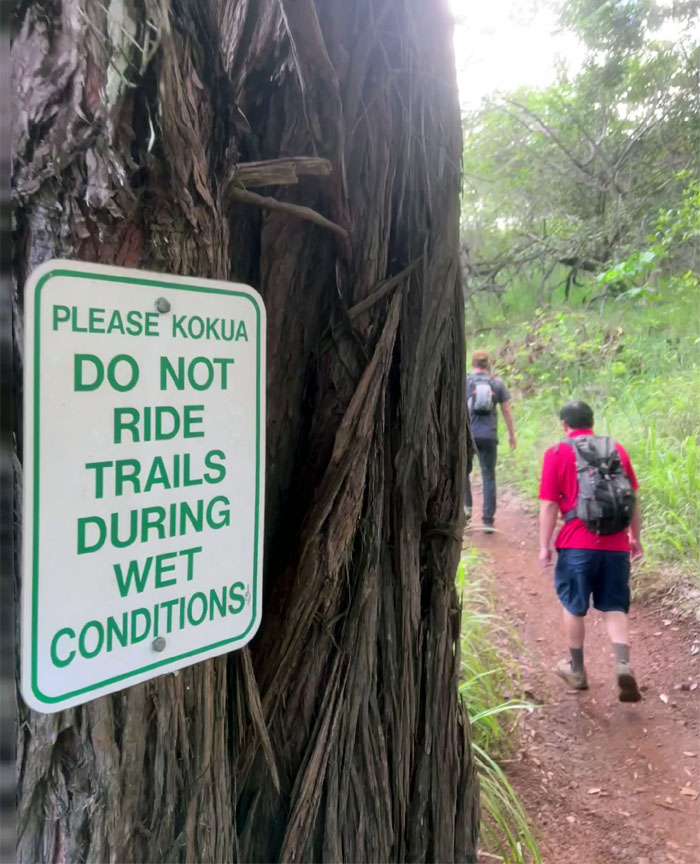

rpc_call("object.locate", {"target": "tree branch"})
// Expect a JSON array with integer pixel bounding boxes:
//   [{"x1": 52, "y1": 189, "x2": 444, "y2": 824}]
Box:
[
  {"x1": 505, "y1": 98, "x2": 597, "y2": 179},
  {"x1": 229, "y1": 187, "x2": 350, "y2": 240}
]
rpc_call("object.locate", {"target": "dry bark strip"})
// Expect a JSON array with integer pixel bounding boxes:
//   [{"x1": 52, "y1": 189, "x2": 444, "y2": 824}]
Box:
[
  {"x1": 12, "y1": 1, "x2": 477, "y2": 861},
  {"x1": 233, "y1": 156, "x2": 333, "y2": 188}
]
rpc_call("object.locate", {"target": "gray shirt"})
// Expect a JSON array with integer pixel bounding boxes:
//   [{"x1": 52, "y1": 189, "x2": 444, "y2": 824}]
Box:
[{"x1": 467, "y1": 373, "x2": 510, "y2": 442}]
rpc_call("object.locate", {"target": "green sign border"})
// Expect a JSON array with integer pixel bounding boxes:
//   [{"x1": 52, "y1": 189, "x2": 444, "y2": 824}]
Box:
[{"x1": 31, "y1": 267, "x2": 262, "y2": 705}]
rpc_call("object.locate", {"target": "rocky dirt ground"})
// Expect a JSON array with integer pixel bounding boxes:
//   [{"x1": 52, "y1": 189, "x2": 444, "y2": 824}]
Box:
[{"x1": 466, "y1": 487, "x2": 700, "y2": 864}]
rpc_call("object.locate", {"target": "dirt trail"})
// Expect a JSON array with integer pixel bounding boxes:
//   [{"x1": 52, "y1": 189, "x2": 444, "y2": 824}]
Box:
[{"x1": 466, "y1": 486, "x2": 700, "y2": 864}]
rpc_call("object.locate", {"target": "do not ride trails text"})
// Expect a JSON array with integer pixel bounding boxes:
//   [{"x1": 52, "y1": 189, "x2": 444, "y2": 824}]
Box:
[{"x1": 48, "y1": 305, "x2": 250, "y2": 670}]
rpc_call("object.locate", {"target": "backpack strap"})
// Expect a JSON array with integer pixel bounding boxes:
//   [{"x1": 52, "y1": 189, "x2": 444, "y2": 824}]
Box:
[{"x1": 557, "y1": 437, "x2": 584, "y2": 524}]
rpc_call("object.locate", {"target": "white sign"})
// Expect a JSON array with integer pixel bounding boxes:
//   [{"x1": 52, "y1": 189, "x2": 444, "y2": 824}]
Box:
[{"x1": 22, "y1": 260, "x2": 266, "y2": 712}]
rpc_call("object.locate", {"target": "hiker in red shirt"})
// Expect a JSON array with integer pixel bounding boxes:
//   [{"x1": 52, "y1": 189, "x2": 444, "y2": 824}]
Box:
[{"x1": 539, "y1": 400, "x2": 643, "y2": 702}]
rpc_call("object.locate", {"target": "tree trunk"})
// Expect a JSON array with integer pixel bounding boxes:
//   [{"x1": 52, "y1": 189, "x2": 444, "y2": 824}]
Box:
[{"x1": 12, "y1": 1, "x2": 477, "y2": 861}]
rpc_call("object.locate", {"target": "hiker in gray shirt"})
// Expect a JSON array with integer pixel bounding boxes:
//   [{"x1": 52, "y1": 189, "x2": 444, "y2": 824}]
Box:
[{"x1": 465, "y1": 350, "x2": 516, "y2": 532}]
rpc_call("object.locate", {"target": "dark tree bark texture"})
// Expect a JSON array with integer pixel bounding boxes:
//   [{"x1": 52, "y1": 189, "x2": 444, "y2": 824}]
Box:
[{"x1": 12, "y1": 1, "x2": 477, "y2": 861}]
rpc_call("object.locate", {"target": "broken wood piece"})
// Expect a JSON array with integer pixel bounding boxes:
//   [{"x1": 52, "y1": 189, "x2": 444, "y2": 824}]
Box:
[{"x1": 234, "y1": 157, "x2": 332, "y2": 188}]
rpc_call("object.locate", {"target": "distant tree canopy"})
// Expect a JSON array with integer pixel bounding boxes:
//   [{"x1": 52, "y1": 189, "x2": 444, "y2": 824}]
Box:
[{"x1": 461, "y1": 0, "x2": 700, "y2": 308}]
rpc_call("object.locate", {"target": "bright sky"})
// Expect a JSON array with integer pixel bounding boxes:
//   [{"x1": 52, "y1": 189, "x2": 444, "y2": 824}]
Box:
[{"x1": 449, "y1": 0, "x2": 586, "y2": 109}]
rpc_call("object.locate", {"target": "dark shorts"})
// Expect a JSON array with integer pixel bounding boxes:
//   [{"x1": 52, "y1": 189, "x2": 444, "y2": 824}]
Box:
[{"x1": 554, "y1": 548, "x2": 631, "y2": 616}]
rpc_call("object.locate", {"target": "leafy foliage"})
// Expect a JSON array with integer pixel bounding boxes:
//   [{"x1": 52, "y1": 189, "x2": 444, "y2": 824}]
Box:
[
  {"x1": 461, "y1": 2, "x2": 699, "y2": 307},
  {"x1": 596, "y1": 178, "x2": 700, "y2": 300}
]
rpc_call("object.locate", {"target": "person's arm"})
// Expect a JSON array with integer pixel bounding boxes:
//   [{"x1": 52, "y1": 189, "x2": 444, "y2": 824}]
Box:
[
  {"x1": 630, "y1": 498, "x2": 643, "y2": 558},
  {"x1": 539, "y1": 500, "x2": 559, "y2": 566},
  {"x1": 500, "y1": 400, "x2": 516, "y2": 450}
]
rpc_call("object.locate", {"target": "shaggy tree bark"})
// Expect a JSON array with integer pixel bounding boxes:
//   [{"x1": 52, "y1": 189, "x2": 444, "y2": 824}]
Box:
[{"x1": 12, "y1": 1, "x2": 477, "y2": 861}]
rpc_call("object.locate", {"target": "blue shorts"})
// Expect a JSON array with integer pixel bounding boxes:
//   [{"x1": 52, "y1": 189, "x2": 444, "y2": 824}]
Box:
[{"x1": 554, "y1": 548, "x2": 630, "y2": 616}]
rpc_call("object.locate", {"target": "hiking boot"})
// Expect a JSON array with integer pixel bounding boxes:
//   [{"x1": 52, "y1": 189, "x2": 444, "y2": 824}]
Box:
[
  {"x1": 555, "y1": 658, "x2": 588, "y2": 690},
  {"x1": 463, "y1": 506, "x2": 472, "y2": 522},
  {"x1": 616, "y1": 662, "x2": 642, "y2": 703}
]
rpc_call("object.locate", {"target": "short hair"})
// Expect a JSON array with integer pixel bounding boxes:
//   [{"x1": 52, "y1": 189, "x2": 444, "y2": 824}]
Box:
[
  {"x1": 471, "y1": 349, "x2": 489, "y2": 369},
  {"x1": 559, "y1": 400, "x2": 594, "y2": 429}
]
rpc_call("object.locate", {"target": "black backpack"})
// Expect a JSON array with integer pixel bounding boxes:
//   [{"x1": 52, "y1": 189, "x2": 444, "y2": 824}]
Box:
[
  {"x1": 560, "y1": 435, "x2": 636, "y2": 535},
  {"x1": 468, "y1": 373, "x2": 495, "y2": 416}
]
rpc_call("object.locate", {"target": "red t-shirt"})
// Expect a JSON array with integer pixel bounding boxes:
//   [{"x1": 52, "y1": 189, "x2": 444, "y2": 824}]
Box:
[{"x1": 538, "y1": 429, "x2": 639, "y2": 551}]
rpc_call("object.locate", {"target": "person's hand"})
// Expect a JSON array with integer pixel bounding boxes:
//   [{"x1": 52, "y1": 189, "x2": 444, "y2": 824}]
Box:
[
  {"x1": 509, "y1": 433, "x2": 517, "y2": 451},
  {"x1": 630, "y1": 538, "x2": 644, "y2": 559},
  {"x1": 539, "y1": 546, "x2": 553, "y2": 567}
]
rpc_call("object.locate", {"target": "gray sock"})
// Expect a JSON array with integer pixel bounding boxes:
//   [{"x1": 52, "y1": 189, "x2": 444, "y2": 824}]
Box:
[
  {"x1": 613, "y1": 643, "x2": 630, "y2": 664},
  {"x1": 569, "y1": 647, "x2": 584, "y2": 672}
]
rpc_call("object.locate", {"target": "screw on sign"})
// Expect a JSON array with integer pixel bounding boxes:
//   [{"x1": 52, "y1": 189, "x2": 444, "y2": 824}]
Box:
[{"x1": 155, "y1": 297, "x2": 171, "y2": 313}]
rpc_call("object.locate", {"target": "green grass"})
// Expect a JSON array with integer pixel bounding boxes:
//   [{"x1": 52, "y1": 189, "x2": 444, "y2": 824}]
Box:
[
  {"x1": 456, "y1": 552, "x2": 541, "y2": 864},
  {"x1": 468, "y1": 284, "x2": 700, "y2": 587}
]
